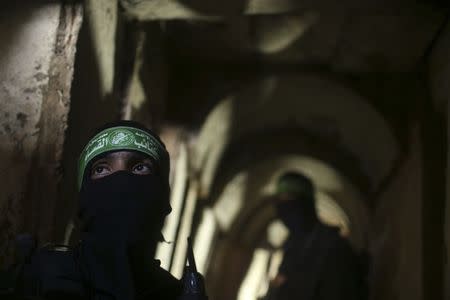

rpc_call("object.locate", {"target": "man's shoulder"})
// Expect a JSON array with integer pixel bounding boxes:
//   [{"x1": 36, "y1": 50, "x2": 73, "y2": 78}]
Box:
[
  {"x1": 138, "y1": 261, "x2": 183, "y2": 299},
  {"x1": 21, "y1": 244, "x2": 86, "y2": 298},
  {"x1": 316, "y1": 224, "x2": 356, "y2": 258},
  {"x1": 27, "y1": 244, "x2": 80, "y2": 275},
  {"x1": 315, "y1": 223, "x2": 342, "y2": 244},
  {"x1": 315, "y1": 226, "x2": 362, "y2": 276},
  {"x1": 154, "y1": 263, "x2": 182, "y2": 288}
]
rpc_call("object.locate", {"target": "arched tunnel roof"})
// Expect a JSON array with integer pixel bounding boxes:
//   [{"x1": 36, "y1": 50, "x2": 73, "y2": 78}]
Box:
[{"x1": 192, "y1": 74, "x2": 400, "y2": 197}]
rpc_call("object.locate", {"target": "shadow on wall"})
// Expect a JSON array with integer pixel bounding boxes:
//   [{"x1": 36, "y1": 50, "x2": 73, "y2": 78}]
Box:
[{"x1": 55, "y1": 10, "x2": 122, "y2": 244}]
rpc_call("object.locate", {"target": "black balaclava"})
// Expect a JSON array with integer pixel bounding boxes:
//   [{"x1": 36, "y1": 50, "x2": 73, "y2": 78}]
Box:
[
  {"x1": 275, "y1": 171, "x2": 318, "y2": 236},
  {"x1": 77, "y1": 120, "x2": 171, "y2": 300}
]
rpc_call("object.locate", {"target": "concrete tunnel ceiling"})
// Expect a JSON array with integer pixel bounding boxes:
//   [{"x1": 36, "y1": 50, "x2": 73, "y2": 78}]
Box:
[
  {"x1": 192, "y1": 74, "x2": 400, "y2": 197},
  {"x1": 211, "y1": 155, "x2": 369, "y2": 250}
]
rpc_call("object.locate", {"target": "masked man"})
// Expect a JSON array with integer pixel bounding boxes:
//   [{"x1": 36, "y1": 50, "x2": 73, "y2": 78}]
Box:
[
  {"x1": 1, "y1": 121, "x2": 186, "y2": 299},
  {"x1": 264, "y1": 171, "x2": 365, "y2": 300}
]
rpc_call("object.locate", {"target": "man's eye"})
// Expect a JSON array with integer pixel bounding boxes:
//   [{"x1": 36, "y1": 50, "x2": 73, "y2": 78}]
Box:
[
  {"x1": 95, "y1": 166, "x2": 104, "y2": 173},
  {"x1": 132, "y1": 163, "x2": 152, "y2": 174},
  {"x1": 92, "y1": 165, "x2": 110, "y2": 175}
]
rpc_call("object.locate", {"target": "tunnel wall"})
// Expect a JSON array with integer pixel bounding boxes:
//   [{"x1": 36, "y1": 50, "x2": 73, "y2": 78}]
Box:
[
  {"x1": 429, "y1": 19, "x2": 450, "y2": 300},
  {"x1": 168, "y1": 66, "x2": 429, "y2": 300},
  {"x1": 193, "y1": 75, "x2": 400, "y2": 197},
  {"x1": 55, "y1": 0, "x2": 125, "y2": 243},
  {"x1": 0, "y1": 3, "x2": 82, "y2": 266},
  {"x1": 447, "y1": 92, "x2": 450, "y2": 300},
  {"x1": 370, "y1": 126, "x2": 422, "y2": 300}
]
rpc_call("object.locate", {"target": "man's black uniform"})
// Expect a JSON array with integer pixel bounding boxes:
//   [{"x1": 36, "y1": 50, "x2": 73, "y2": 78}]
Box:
[
  {"x1": 5, "y1": 239, "x2": 181, "y2": 300},
  {"x1": 266, "y1": 223, "x2": 363, "y2": 300}
]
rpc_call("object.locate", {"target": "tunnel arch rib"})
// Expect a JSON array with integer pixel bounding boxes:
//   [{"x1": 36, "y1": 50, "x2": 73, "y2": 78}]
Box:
[{"x1": 192, "y1": 74, "x2": 400, "y2": 197}]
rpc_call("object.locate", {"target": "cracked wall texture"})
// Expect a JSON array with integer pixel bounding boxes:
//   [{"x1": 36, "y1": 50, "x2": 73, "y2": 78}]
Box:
[{"x1": 0, "y1": 3, "x2": 82, "y2": 266}]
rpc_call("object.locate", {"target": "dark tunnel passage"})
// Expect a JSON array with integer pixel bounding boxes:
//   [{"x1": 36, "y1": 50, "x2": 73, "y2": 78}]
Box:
[{"x1": 0, "y1": 1, "x2": 449, "y2": 300}]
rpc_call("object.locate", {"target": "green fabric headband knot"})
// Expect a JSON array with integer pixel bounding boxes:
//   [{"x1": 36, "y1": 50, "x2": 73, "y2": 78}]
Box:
[{"x1": 78, "y1": 126, "x2": 169, "y2": 189}]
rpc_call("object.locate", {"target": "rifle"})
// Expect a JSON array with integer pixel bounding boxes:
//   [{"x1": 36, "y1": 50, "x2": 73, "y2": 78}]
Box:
[{"x1": 179, "y1": 237, "x2": 208, "y2": 300}]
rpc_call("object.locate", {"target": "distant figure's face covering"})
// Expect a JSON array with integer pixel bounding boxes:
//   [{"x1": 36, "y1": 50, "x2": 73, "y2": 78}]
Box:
[
  {"x1": 275, "y1": 198, "x2": 317, "y2": 234},
  {"x1": 275, "y1": 172, "x2": 318, "y2": 235},
  {"x1": 276, "y1": 200, "x2": 304, "y2": 230}
]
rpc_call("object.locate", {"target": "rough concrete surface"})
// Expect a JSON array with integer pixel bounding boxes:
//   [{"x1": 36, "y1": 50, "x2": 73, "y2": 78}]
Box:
[{"x1": 0, "y1": 3, "x2": 82, "y2": 266}]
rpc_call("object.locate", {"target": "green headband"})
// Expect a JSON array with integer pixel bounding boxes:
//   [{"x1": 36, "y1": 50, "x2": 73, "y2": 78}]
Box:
[
  {"x1": 276, "y1": 178, "x2": 313, "y2": 197},
  {"x1": 78, "y1": 126, "x2": 168, "y2": 189}
]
